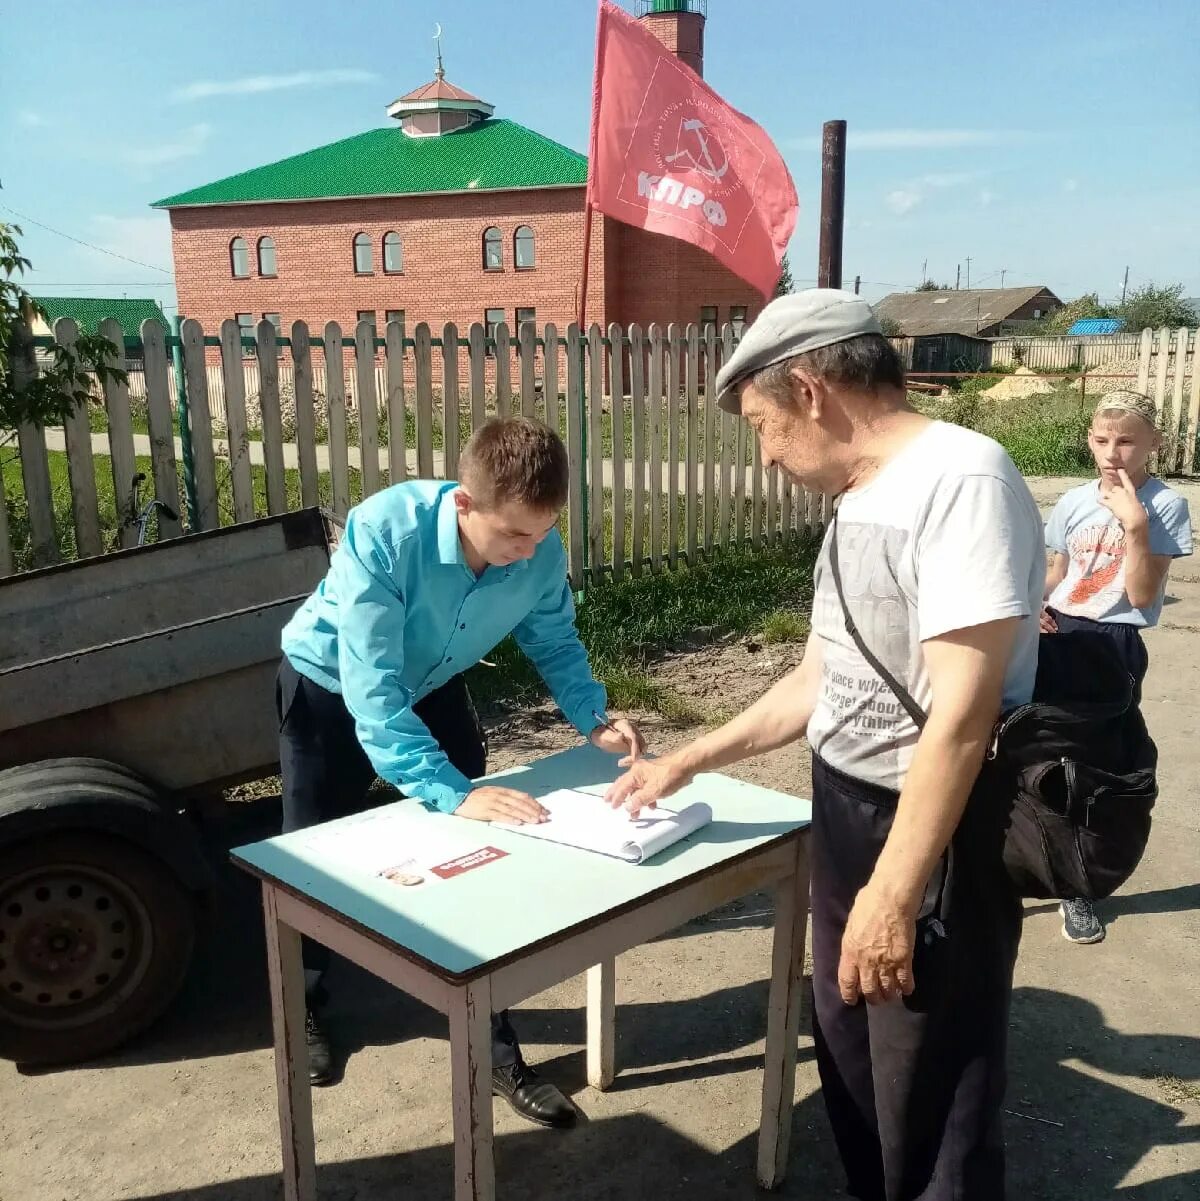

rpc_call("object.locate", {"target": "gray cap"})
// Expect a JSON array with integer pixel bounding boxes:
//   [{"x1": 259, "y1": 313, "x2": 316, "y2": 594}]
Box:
[{"x1": 715, "y1": 288, "x2": 883, "y2": 413}]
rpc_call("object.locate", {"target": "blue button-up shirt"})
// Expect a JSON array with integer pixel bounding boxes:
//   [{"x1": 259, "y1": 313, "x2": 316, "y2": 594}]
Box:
[{"x1": 281, "y1": 480, "x2": 606, "y2": 812}]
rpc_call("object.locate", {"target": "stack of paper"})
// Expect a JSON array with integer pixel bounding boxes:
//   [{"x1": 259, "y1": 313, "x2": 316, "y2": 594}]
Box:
[{"x1": 493, "y1": 788, "x2": 712, "y2": 863}]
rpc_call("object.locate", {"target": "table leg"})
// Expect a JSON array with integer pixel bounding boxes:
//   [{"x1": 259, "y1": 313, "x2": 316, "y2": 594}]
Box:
[
  {"x1": 586, "y1": 958, "x2": 616, "y2": 1090},
  {"x1": 449, "y1": 977, "x2": 495, "y2": 1201},
  {"x1": 263, "y1": 884, "x2": 316, "y2": 1201},
  {"x1": 756, "y1": 841, "x2": 810, "y2": 1189}
]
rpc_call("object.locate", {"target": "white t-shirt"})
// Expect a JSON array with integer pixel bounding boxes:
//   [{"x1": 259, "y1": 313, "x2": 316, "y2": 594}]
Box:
[{"x1": 806, "y1": 421, "x2": 1045, "y2": 791}]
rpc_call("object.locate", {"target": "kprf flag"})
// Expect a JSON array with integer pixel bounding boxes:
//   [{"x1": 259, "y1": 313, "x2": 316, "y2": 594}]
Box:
[{"x1": 585, "y1": 0, "x2": 799, "y2": 297}]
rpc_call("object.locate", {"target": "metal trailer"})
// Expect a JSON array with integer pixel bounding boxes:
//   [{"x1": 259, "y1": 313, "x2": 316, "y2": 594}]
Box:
[{"x1": 0, "y1": 508, "x2": 338, "y2": 1065}]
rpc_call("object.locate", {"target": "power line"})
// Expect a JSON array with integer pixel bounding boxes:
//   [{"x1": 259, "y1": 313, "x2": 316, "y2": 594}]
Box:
[{"x1": 1, "y1": 204, "x2": 174, "y2": 276}]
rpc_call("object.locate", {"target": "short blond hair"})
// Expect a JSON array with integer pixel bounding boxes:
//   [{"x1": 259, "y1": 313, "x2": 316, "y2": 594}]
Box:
[{"x1": 459, "y1": 416, "x2": 569, "y2": 511}]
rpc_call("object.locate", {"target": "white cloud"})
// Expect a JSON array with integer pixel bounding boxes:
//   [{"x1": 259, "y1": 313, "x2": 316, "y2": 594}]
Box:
[
  {"x1": 17, "y1": 109, "x2": 47, "y2": 127},
  {"x1": 119, "y1": 123, "x2": 211, "y2": 167},
  {"x1": 171, "y1": 69, "x2": 377, "y2": 102},
  {"x1": 87, "y1": 215, "x2": 175, "y2": 271},
  {"x1": 979, "y1": 188, "x2": 995, "y2": 207},
  {"x1": 886, "y1": 189, "x2": 922, "y2": 215},
  {"x1": 791, "y1": 128, "x2": 1031, "y2": 151},
  {"x1": 1063, "y1": 178, "x2": 1079, "y2": 192},
  {"x1": 884, "y1": 170, "x2": 987, "y2": 216}
]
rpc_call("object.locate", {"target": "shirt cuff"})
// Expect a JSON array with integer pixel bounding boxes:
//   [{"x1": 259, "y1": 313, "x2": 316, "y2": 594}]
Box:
[
  {"x1": 404, "y1": 761, "x2": 475, "y2": 814},
  {"x1": 568, "y1": 684, "x2": 609, "y2": 739}
]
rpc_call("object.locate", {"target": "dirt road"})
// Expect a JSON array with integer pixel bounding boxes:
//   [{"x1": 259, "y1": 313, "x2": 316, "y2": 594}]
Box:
[{"x1": 2, "y1": 480, "x2": 1198, "y2": 1201}]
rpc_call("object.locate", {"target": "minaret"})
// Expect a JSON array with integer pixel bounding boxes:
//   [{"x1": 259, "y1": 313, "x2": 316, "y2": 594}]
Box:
[{"x1": 637, "y1": 0, "x2": 706, "y2": 77}]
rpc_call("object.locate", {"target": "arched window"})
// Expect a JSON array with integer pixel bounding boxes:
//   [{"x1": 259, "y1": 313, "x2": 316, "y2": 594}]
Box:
[
  {"x1": 230, "y1": 237, "x2": 250, "y2": 278},
  {"x1": 383, "y1": 231, "x2": 403, "y2": 274},
  {"x1": 483, "y1": 226, "x2": 503, "y2": 271},
  {"x1": 257, "y1": 235, "x2": 277, "y2": 277},
  {"x1": 514, "y1": 225, "x2": 535, "y2": 269},
  {"x1": 353, "y1": 232, "x2": 373, "y2": 275}
]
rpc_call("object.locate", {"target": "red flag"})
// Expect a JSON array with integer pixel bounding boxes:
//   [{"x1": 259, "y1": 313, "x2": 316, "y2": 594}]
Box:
[{"x1": 585, "y1": 0, "x2": 799, "y2": 298}]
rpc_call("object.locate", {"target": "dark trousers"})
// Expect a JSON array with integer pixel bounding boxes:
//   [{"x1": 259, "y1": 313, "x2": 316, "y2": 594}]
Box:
[
  {"x1": 809, "y1": 754, "x2": 1023, "y2": 1201},
  {"x1": 276, "y1": 655, "x2": 521, "y2": 1068},
  {"x1": 1047, "y1": 608, "x2": 1148, "y2": 701}
]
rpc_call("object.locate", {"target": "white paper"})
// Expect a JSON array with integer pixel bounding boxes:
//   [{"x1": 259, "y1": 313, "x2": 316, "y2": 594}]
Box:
[{"x1": 493, "y1": 788, "x2": 712, "y2": 863}]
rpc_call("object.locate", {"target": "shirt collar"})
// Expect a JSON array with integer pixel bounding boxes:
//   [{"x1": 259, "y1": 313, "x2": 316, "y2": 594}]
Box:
[{"x1": 436, "y1": 487, "x2": 466, "y2": 566}]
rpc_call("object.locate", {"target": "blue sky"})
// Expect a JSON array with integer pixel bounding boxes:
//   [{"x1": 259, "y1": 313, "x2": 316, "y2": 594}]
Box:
[{"x1": 3, "y1": 0, "x2": 1197, "y2": 314}]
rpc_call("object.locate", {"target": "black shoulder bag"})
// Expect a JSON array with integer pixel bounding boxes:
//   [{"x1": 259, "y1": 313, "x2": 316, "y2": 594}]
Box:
[{"x1": 828, "y1": 512, "x2": 1158, "y2": 901}]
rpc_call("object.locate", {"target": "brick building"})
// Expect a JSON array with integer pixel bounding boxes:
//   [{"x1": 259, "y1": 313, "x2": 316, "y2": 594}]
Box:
[{"x1": 153, "y1": 1, "x2": 759, "y2": 348}]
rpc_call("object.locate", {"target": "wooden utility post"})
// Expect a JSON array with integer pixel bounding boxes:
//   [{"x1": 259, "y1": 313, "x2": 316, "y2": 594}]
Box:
[{"x1": 817, "y1": 120, "x2": 846, "y2": 289}]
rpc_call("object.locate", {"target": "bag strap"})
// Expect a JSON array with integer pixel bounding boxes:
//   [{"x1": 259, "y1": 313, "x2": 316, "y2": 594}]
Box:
[{"x1": 829, "y1": 510, "x2": 928, "y2": 730}]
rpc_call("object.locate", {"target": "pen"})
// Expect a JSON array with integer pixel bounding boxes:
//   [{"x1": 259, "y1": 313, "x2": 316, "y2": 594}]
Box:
[{"x1": 592, "y1": 709, "x2": 622, "y2": 738}]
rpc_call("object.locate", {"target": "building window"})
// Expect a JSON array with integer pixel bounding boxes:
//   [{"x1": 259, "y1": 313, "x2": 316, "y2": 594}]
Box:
[
  {"x1": 235, "y1": 312, "x2": 255, "y2": 357},
  {"x1": 385, "y1": 309, "x2": 405, "y2": 330},
  {"x1": 514, "y1": 225, "x2": 535, "y2": 269},
  {"x1": 483, "y1": 227, "x2": 503, "y2": 271},
  {"x1": 353, "y1": 232, "x2": 373, "y2": 275},
  {"x1": 700, "y1": 305, "x2": 718, "y2": 333},
  {"x1": 262, "y1": 312, "x2": 283, "y2": 354},
  {"x1": 730, "y1": 304, "x2": 748, "y2": 335},
  {"x1": 230, "y1": 237, "x2": 250, "y2": 278},
  {"x1": 383, "y1": 231, "x2": 403, "y2": 274},
  {"x1": 1033, "y1": 308, "x2": 1042, "y2": 319},
  {"x1": 257, "y1": 236, "x2": 277, "y2": 277},
  {"x1": 515, "y1": 306, "x2": 536, "y2": 331},
  {"x1": 356, "y1": 310, "x2": 377, "y2": 336}
]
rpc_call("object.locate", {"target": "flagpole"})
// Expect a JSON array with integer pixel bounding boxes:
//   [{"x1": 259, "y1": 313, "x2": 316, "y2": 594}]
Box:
[{"x1": 579, "y1": 0, "x2": 608, "y2": 330}]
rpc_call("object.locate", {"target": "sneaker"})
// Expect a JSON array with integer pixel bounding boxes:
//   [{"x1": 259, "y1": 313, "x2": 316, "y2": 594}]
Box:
[
  {"x1": 305, "y1": 1006, "x2": 336, "y2": 1086},
  {"x1": 1060, "y1": 897, "x2": 1105, "y2": 944}
]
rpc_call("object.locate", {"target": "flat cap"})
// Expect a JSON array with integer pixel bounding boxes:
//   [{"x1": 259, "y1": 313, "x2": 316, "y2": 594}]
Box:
[{"x1": 715, "y1": 288, "x2": 883, "y2": 413}]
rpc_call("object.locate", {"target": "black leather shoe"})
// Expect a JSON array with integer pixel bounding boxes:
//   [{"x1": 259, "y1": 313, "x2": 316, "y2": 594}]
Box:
[
  {"x1": 492, "y1": 1060, "x2": 576, "y2": 1128},
  {"x1": 305, "y1": 1007, "x2": 335, "y2": 1087}
]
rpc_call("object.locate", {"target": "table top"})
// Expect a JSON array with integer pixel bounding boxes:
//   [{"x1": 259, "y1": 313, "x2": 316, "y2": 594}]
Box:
[{"x1": 232, "y1": 743, "x2": 810, "y2": 980}]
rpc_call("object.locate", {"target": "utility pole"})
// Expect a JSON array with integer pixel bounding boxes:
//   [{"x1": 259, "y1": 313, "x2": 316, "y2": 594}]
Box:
[
  {"x1": 965, "y1": 256, "x2": 972, "y2": 288},
  {"x1": 853, "y1": 274, "x2": 861, "y2": 295},
  {"x1": 956, "y1": 263, "x2": 961, "y2": 290},
  {"x1": 1000, "y1": 268, "x2": 1007, "y2": 287},
  {"x1": 1121, "y1": 265, "x2": 1129, "y2": 304},
  {"x1": 921, "y1": 258, "x2": 927, "y2": 286},
  {"x1": 817, "y1": 120, "x2": 847, "y2": 289}
]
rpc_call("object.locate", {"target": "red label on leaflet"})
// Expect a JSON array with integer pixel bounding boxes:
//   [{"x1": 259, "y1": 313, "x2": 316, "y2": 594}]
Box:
[{"x1": 429, "y1": 846, "x2": 508, "y2": 880}]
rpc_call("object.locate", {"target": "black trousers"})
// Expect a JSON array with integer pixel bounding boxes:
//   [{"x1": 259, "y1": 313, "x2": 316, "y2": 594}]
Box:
[
  {"x1": 809, "y1": 754, "x2": 1023, "y2": 1201},
  {"x1": 276, "y1": 655, "x2": 521, "y2": 1068},
  {"x1": 1046, "y1": 608, "x2": 1148, "y2": 701}
]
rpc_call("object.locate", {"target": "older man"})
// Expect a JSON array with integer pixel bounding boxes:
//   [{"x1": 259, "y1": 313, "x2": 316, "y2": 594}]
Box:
[{"x1": 607, "y1": 290, "x2": 1044, "y2": 1200}]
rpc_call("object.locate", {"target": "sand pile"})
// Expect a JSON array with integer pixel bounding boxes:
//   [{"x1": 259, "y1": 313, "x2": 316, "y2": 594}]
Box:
[{"x1": 983, "y1": 366, "x2": 1057, "y2": 401}]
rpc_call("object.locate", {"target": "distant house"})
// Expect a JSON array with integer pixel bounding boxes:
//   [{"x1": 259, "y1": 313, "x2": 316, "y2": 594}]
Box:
[
  {"x1": 30, "y1": 296, "x2": 168, "y2": 341},
  {"x1": 874, "y1": 286, "x2": 1062, "y2": 337},
  {"x1": 1066, "y1": 318, "x2": 1124, "y2": 335}
]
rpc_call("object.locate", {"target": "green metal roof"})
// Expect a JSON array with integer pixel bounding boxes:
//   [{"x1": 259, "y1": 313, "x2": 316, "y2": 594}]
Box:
[
  {"x1": 33, "y1": 296, "x2": 168, "y2": 339},
  {"x1": 152, "y1": 119, "x2": 587, "y2": 208}
]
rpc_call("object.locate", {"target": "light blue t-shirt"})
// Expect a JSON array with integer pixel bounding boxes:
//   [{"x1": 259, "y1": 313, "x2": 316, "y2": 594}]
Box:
[
  {"x1": 1045, "y1": 477, "x2": 1193, "y2": 627},
  {"x1": 281, "y1": 480, "x2": 606, "y2": 812}
]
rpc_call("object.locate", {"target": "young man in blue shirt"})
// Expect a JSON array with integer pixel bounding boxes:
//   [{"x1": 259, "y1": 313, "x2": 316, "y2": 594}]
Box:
[{"x1": 278, "y1": 416, "x2": 643, "y2": 1126}]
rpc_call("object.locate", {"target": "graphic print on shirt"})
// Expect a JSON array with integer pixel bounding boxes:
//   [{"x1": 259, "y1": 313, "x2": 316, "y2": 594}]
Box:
[
  {"x1": 1063, "y1": 520, "x2": 1125, "y2": 617},
  {"x1": 810, "y1": 522, "x2": 919, "y2": 777}
]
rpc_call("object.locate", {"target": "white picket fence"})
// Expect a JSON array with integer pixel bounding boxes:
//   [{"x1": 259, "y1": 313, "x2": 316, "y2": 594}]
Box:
[
  {"x1": 4, "y1": 316, "x2": 824, "y2": 585},
  {"x1": 990, "y1": 330, "x2": 1197, "y2": 370},
  {"x1": 6, "y1": 318, "x2": 1197, "y2": 582}
]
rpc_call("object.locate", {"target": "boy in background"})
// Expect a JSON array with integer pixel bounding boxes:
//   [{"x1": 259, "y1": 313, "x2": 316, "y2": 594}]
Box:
[{"x1": 1042, "y1": 389, "x2": 1192, "y2": 943}]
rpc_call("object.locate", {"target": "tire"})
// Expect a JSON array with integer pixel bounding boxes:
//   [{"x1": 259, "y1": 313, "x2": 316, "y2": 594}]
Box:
[{"x1": 0, "y1": 831, "x2": 196, "y2": 1065}]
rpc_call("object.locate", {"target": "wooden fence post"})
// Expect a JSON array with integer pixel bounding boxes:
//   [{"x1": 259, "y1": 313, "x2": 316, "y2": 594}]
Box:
[
  {"x1": 181, "y1": 319, "x2": 219, "y2": 530},
  {"x1": 258, "y1": 319, "x2": 288, "y2": 514},
  {"x1": 385, "y1": 317, "x2": 408, "y2": 485},
  {"x1": 291, "y1": 321, "x2": 320, "y2": 507},
  {"x1": 11, "y1": 321, "x2": 58, "y2": 566},
  {"x1": 565, "y1": 324, "x2": 585, "y2": 587},
  {"x1": 413, "y1": 323, "x2": 435, "y2": 478},
  {"x1": 609, "y1": 324, "x2": 626, "y2": 581},
  {"x1": 142, "y1": 318, "x2": 183, "y2": 537},
  {"x1": 54, "y1": 318, "x2": 103, "y2": 557},
  {"x1": 443, "y1": 323, "x2": 462, "y2": 481},
  {"x1": 587, "y1": 324, "x2": 605, "y2": 579},
  {"x1": 647, "y1": 325, "x2": 664, "y2": 573},
  {"x1": 324, "y1": 322, "x2": 351, "y2": 516},
  {"x1": 355, "y1": 318, "x2": 381, "y2": 497},
  {"x1": 100, "y1": 316, "x2": 140, "y2": 547},
  {"x1": 629, "y1": 324, "x2": 646, "y2": 578},
  {"x1": 219, "y1": 318, "x2": 255, "y2": 523}
]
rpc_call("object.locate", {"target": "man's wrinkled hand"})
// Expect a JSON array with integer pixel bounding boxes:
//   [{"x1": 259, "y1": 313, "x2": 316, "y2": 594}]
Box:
[
  {"x1": 837, "y1": 885, "x2": 917, "y2": 1006},
  {"x1": 604, "y1": 754, "x2": 692, "y2": 817},
  {"x1": 1039, "y1": 606, "x2": 1059, "y2": 634},
  {"x1": 455, "y1": 786, "x2": 548, "y2": 824},
  {"x1": 590, "y1": 715, "x2": 646, "y2": 764}
]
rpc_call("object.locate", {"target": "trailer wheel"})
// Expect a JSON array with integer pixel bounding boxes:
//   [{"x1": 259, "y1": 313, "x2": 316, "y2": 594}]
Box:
[{"x1": 0, "y1": 831, "x2": 195, "y2": 1065}]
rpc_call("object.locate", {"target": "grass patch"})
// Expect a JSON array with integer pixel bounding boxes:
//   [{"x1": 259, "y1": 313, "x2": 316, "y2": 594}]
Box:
[
  {"x1": 915, "y1": 386, "x2": 1095, "y2": 476},
  {"x1": 760, "y1": 608, "x2": 809, "y2": 644},
  {"x1": 468, "y1": 538, "x2": 818, "y2": 721}
]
